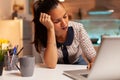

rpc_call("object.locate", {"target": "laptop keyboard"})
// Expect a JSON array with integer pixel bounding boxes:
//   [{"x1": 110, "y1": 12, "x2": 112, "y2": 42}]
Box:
[
  {"x1": 77, "y1": 69, "x2": 89, "y2": 74},
  {"x1": 82, "y1": 74, "x2": 88, "y2": 78},
  {"x1": 77, "y1": 69, "x2": 89, "y2": 78}
]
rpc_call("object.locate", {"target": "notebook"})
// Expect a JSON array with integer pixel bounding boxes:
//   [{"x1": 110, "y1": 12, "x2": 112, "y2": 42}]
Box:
[{"x1": 63, "y1": 36, "x2": 120, "y2": 80}]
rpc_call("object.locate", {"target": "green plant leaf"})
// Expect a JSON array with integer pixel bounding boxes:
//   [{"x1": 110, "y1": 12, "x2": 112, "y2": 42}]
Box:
[{"x1": 0, "y1": 50, "x2": 7, "y2": 62}]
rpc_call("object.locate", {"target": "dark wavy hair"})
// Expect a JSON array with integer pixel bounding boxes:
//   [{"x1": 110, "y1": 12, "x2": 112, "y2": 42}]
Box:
[{"x1": 32, "y1": 0, "x2": 61, "y2": 52}]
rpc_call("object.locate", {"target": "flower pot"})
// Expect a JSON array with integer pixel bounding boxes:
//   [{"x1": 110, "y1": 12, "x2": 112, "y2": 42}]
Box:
[{"x1": 0, "y1": 61, "x2": 4, "y2": 76}]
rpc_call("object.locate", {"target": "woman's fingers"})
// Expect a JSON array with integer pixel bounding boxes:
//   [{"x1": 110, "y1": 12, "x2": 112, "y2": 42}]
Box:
[
  {"x1": 40, "y1": 13, "x2": 45, "y2": 22},
  {"x1": 40, "y1": 13, "x2": 50, "y2": 22},
  {"x1": 87, "y1": 62, "x2": 94, "y2": 70},
  {"x1": 39, "y1": 13, "x2": 54, "y2": 29},
  {"x1": 87, "y1": 63, "x2": 90, "y2": 70}
]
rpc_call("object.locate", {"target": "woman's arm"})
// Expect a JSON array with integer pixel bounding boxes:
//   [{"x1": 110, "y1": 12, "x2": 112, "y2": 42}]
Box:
[
  {"x1": 40, "y1": 13, "x2": 58, "y2": 68},
  {"x1": 78, "y1": 23, "x2": 96, "y2": 69}
]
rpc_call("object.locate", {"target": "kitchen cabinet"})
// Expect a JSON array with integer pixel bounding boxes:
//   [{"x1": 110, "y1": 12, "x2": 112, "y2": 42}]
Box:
[{"x1": 0, "y1": 19, "x2": 32, "y2": 56}]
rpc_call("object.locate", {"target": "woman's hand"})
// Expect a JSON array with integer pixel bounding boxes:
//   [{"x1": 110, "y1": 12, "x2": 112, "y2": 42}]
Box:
[
  {"x1": 39, "y1": 13, "x2": 54, "y2": 30},
  {"x1": 87, "y1": 57, "x2": 95, "y2": 70},
  {"x1": 87, "y1": 62, "x2": 93, "y2": 70}
]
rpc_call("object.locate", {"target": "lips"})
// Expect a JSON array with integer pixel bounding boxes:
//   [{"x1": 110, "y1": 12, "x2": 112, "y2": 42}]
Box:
[{"x1": 61, "y1": 27, "x2": 67, "y2": 30}]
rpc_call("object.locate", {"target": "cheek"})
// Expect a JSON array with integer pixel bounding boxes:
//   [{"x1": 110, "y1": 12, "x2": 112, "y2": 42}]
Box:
[
  {"x1": 64, "y1": 17, "x2": 69, "y2": 26},
  {"x1": 65, "y1": 20, "x2": 68, "y2": 25},
  {"x1": 54, "y1": 24, "x2": 60, "y2": 31},
  {"x1": 54, "y1": 24, "x2": 61, "y2": 34}
]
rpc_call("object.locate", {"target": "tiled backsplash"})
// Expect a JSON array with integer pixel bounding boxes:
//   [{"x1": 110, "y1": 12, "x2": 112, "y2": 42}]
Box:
[{"x1": 75, "y1": 19, "x2": 120, "y2": 44}]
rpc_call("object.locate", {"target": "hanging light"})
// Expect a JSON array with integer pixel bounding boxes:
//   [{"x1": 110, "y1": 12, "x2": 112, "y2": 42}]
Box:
[{"x1": 59, "y1": 0, "x2": 65, "y2": 2}]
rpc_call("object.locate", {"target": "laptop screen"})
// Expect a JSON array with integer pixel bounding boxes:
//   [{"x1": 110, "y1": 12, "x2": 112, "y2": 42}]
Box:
[{"x1": 88, "y1": 35, "x2": 120, "y2": 80}]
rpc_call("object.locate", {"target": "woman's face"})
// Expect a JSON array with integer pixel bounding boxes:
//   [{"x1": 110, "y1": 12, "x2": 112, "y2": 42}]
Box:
[{"x1": 48, "y1": 3, "x2": 69, "y2": 36}]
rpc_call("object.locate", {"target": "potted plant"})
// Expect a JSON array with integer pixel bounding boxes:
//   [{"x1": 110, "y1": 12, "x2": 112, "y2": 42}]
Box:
[
  {"x1": 0, "y1": 39, "x2": 9, "y2": 76},
  {"x1": 0, "y1": 50, "x2": 7, "y2": 75}
]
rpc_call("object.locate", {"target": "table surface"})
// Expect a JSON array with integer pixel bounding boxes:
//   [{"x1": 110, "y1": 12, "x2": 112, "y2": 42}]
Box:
[{"x1": 0, "y1": 64, "x2": 87, "y2": 80}]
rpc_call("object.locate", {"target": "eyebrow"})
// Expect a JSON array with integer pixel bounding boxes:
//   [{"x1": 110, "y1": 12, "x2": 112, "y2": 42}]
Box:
[{"x1": 52, "y1": 12, "x2": 67, "y2": 21}]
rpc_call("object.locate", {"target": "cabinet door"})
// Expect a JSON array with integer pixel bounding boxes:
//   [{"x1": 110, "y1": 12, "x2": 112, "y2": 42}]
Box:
[{"x1": 0, "y1": 20, "x2": 23, "y2": 56}]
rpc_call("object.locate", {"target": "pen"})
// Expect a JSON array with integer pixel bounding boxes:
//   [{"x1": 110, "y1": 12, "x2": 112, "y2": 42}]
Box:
[
  {"x1": 17, "y1": 47, "x2": 24, "y2": 55},
  {"x1": 13, "y1": 46, "x2": 17, "y2": 55},
  {"x1": 10, "y1": 46, "x2": 17, "y2": 66}
]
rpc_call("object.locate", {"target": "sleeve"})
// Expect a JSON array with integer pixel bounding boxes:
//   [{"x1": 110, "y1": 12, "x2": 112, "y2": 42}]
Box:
[{"x1": 78, "y1": 23, "x2": 96, "y2": 61}]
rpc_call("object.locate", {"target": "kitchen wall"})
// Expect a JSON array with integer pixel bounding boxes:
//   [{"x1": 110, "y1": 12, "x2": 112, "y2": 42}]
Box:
[
  {"x1": 0, "y1": 0, "x2": 12, "y2": 19},
  {"x1": 63, "y1": 0, "x2": 120, "y2": 19},
  {"x1": 63, "y1": 0, "x2": 95, "y2": 19},
  {"x1": 0, "y1": 0, "x2": 33, "y2": 21},
  {"x1": 1, "y1": 0, "x2": 120, "y2": 20}
]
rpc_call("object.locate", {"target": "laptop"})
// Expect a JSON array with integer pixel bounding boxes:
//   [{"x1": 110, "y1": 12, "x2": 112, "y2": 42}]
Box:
[{"x1": 63, "y1": 35, "x2": 120, "y2": 80}]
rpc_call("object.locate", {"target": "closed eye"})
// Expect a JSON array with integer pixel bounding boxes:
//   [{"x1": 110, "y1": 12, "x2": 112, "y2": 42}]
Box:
[{"x1": 52, "y1": 12, "x2": 68, "y2": 24}]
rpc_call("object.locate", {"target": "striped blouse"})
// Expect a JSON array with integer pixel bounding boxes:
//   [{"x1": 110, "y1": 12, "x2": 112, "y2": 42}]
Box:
[{"x1": 39, "y1": 21, "x2": 96, "y2": 64}]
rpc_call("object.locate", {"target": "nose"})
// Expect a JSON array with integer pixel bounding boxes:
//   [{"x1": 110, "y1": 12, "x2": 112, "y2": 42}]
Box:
[{"x1": 61, "y1": 19, "x2": 66, "y2": 27}]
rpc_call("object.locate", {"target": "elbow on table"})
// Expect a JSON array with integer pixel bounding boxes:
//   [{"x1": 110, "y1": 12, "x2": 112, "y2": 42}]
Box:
[
  {"x1": 44, "y1": 57, "x2": 58, "y2": 69},
  {"x1": 47, "y1": 64, "x2": 56, "y2": 69},
  {"x1": 44, "y1": 58, "x2": 58, "y2": 69}
]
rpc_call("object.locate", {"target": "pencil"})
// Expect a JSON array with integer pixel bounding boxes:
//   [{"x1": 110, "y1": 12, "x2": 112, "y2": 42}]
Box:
[{"x1": 17, "y1": 47, "x2": 24, "y2": 55}]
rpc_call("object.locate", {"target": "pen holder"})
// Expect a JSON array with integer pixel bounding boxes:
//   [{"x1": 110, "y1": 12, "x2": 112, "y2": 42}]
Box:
[{"x1": 4, "y1": 54, "x2": 18, "y2": 71}]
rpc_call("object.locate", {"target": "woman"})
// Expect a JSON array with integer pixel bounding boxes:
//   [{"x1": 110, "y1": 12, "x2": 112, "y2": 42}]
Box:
[{"x1": 33, "y1": 0, "x2": 96, "y2": 68}]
